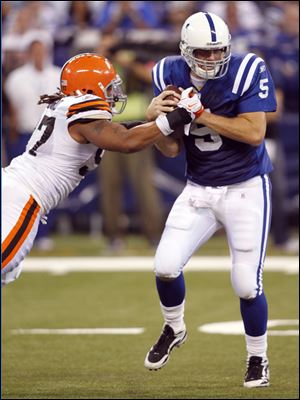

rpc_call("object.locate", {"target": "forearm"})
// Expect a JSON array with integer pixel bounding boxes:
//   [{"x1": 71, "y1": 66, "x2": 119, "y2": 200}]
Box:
[
  {"x1": 74, "y1": 119, "x2": 163, "y2": 152},
  {"x1": 98, "y1": 122, "x2": 163, "y2": 153},
  {"x1": 124, "y1": 122, "x2": 163, "y2": 153},
  {"x1": 154, "y1": 135, "x2": 182, "y2": 157},
  {"x1": 119, "y1": 108, "x2": 191, "y2": 153},
  {"x1": 195, "y1": 111, "x2": 266, "y2": 146}
]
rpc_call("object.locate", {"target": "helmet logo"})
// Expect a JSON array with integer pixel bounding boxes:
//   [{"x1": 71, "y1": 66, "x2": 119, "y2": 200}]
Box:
[{"x1": 206, "y1": 41, "x2": 223, "y2": 46}]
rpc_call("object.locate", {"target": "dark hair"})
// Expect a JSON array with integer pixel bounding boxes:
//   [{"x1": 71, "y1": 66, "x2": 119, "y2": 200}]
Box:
[{"x1": 38, "y1": 91, "x2": 66, "y2": 105}]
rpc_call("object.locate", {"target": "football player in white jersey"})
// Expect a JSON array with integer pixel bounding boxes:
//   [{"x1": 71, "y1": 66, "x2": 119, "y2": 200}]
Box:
[
  {"x1": 1, "y1": 53, "x2": 202, "y2": 286},
  {"x1": 144, "y1": 12, "x2": 277, "y2": 388}
]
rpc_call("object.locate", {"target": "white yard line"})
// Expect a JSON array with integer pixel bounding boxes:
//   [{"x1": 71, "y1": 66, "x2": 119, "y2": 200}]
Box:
[
  {"x1": 11, "y1": 322, "x2": 298, "y2": 336},
  {"x1": 22, "y1": 256, "x2": 298, "y2": 274},
  {"x1": 198, "y1": 320, "x2": 299, "y2": 336},
  {"x1": 11, "y1": 328, "x2": 145, "y2": 335}
]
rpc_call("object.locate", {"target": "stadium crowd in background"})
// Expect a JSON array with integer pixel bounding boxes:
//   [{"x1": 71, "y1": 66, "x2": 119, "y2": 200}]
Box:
[{"x1": 2, "y1": 1, "x2": 299, "y2": 253}]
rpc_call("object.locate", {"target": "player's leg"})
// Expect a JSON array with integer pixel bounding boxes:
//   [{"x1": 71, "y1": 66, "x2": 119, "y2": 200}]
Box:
[
  {"x1": 223, "y1": 175, "x2": 271, "y2": 387},
  {"x1": 145, "y1": 182, "x2": 221, "y2": 370},
  {"x1": 1, "y1": 173, "x2": 41, "y2": 286}
]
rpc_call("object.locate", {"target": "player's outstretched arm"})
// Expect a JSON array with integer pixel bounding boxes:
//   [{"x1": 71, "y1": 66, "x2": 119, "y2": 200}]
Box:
[
  {"x1": 69, "y1": 90, "x2": 200, "y2": 153},
  {"x1": 68, "y1": 107, "x2": 192, "y2": 153},
  {"x1": 69, "y1": 119, "x2": 164, "y2": 153},
  {"x1": 120, "y1": 119, "x2": 182, "y2": 157}
]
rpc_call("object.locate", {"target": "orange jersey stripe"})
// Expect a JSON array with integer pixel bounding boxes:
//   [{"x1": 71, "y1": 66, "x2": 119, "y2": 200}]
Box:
[
  {"x1": 2, "y1": 197, "x2": 35, "y2": 254},
  {"x1": 2, "y1": 197, "x2": 40, "y2": 269}
]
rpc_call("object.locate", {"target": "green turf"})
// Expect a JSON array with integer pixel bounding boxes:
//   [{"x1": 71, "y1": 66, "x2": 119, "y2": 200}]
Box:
[
  {"x1": 2, "y1": 271, "x2": 298, "y2": 399},
  {"x1": 29, "y1": 232, "x2": 298, "y2": 257}
]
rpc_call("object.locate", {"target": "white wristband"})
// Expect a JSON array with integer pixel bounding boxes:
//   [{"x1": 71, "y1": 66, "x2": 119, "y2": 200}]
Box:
[{"x1": 155, "y1": 114, "x2": 173, "y2": 136}]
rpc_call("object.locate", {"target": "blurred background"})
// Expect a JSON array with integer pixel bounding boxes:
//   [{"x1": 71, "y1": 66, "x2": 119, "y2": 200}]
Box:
[{"x1": 2, "y1": 0, "x2": 299, "y2": 255}]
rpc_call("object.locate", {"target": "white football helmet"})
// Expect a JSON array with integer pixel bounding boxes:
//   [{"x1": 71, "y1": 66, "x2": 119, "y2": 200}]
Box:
[{"x1": 180, "y1": 12, "x2": 231, "y2": 79}]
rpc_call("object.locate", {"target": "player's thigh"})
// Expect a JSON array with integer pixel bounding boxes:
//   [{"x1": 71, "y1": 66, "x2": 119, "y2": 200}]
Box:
[
  {"x1": 155, "y1": 186, "x2": 220, "y2": 278},
  {"x1": 2, "y1": 176, "x2": 41, "y2": 279},
  {"x1": 223, "y1": 175, "x2": 272, "y2": 298}
]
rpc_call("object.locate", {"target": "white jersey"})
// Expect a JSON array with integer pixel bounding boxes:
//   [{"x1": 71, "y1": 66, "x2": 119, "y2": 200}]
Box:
[{"x1": 4, "y1": 94, "x2": 112, "y2": 214}]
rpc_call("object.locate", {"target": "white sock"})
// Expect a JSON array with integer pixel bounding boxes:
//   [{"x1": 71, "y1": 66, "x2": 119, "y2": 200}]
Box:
[
  {"x1": 160, "y1": 301, "x2": 185, "y2": 334},
  {"x1": 245, "y1": 333, "x2": 268, "y2": 358}
]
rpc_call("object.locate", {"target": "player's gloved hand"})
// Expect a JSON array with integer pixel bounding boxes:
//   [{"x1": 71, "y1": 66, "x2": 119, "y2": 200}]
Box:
[{"x1": 177, "y1": 87, "x2": 204, "y2": 119}]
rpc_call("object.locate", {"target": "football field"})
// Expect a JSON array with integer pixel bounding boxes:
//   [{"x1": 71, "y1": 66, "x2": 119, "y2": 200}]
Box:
[{"x1": 2, "y1": 236, "x2": 299, "y2": 399}]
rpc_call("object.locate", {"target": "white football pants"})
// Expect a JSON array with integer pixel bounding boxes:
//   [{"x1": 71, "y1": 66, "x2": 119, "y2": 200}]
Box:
[
  {"x1": 154, "y1": 175, "x2": 271, "y2": 299},
  {"x1": 2, "y1": 171, "x2": 41, "y2": 285}
]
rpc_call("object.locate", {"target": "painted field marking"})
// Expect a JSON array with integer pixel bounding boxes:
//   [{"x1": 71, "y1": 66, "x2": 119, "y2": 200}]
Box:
[
  {"x1": 22, "y1": 256, "x2": 298, "y2": 274},
  {"x1": 11, "y1": 328, "x2": 145, "y2": 335},
  {"x1": 198, "y1": 319, "x2": 299, "y2": 336},
  {"x1": 11, "y1": 320, "x2": 299, "y2": 336}
]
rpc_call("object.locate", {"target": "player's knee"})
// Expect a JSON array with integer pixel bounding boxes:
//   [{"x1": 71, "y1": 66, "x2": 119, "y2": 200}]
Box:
[
  {"x1": 231, "y1": 263, "x2": 258, "y2": 299},
  {"x1": 234, "y1": 285, "x2": 257, "y2": 300},
  {"x1": 1, "y1": 271, "x2": 20, "y2": 286},
  {"x1": 1, "y1": 262, "x2": 23, "y2": 286},
  {"x1": 154, "y1": 250, "x2": 182, "y2": 279}
]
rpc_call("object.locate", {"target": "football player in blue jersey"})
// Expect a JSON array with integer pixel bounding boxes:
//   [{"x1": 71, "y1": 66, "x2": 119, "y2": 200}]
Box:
[{"x1": 144, "y1": 12, "x2": 277, "y2": 388}]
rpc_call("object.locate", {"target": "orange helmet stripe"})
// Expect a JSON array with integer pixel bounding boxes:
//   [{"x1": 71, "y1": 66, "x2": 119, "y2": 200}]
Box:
[{"x1": 69, "y1": 99, "x2": 110, "y2": 112}]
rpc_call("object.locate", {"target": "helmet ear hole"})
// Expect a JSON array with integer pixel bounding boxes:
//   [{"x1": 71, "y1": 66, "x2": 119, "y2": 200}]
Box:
[{"x1": 87, "y1": 89, "x2": 93, "y2": 94}]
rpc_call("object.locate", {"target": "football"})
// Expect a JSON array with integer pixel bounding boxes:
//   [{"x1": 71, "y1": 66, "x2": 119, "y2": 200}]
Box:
[{"x1": 163, "y1": 85, "x2": 181, "y2": 102}]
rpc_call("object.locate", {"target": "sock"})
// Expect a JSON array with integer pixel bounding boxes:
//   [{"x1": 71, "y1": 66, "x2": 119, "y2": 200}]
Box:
[
  {"x1": 156, "y1": 272, "x2": 185, "y2": 307},
  {"x1": 240, "y1": 292, "x2": 268, "y2": 337},
  {"x1": 245, "y1": 333, "x2": 268, "y2": 358},
  {"x1": 156, "y1": 273, "x2": 186, "y2": 334},
  {"x1": 160, "y1": 301, "x2": 186, "y2": 334}
]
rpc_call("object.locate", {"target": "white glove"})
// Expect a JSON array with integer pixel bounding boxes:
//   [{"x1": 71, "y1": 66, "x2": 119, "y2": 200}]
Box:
[{"x1": 177, "y1": 87, "x2": 204, "y2": 119}]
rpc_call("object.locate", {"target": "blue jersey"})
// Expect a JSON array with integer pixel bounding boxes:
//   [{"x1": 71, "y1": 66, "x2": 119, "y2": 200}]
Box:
[{"x1": 152, "y1": 53, "x2": 277, "y2": 186}]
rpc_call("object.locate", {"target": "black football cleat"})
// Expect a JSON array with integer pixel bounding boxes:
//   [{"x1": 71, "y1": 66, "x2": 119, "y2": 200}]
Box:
[{"x1": 144, "y1": 324, "x2": 187, "y2": 370}]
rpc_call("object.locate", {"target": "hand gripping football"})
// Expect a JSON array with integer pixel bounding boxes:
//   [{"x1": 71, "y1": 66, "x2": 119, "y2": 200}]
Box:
[
  {"x1": 163, "y1": 85, "x2": 185, "y2": 138},
  {"x1": 163, "y1": 85, "x2": 181, "y2": 102}
]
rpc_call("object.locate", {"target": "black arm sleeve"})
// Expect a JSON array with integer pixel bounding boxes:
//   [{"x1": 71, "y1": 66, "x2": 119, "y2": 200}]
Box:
[{"x1": 165, "y1": 108, "x2": 192, "y2": 130}]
